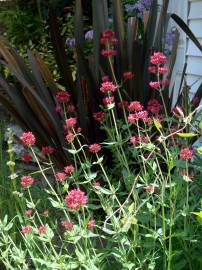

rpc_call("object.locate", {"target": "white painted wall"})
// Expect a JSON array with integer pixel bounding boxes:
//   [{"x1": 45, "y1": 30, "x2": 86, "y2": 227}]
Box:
[{"x1": 168, "y1": 0, "x2": 202, "y2": 104}]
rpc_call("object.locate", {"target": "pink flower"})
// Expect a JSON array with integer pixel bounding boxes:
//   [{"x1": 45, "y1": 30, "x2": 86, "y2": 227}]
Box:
[
  {"x1": 102, "y1": 29, "x2": 115, "y2": 39},
  {"x1": 55, "y1": 106, "x2": 62, "y2": 113},
  {"x1": 41, "y1": 146, "x2": 55, "y2": 155},
  {"x1": 21, "y1": 176, "x2": 34, "y2": 188},
  {"x1": 56, "y1": 91, "x2": 70, "y2": 103},
  {"x1": 89, "y1": 143, "x2": 101, "y2": 153},
  {"x1": 64, "y1": 165, "x2": 74, "y2": 175},
  {"x1": 23, "y1": 153, "x2": 31, "y2": 162},
  {"x1": 65, "y1": 118, "x2": 77, "y2": 129},
  {"x1": 102, "y1": 76, "x2": 109, "y2": 82},
  {"x1": 130, "y1": 136, "x2": 137, "y2": 145},
  {"x1": 103, "y1": 96, "x2": 114, "y2": 105},
  {"x1": 100, "y1": 81, "x2": 116, "y2": 93},
  {"x1": 93, "y1": 181, "x2": 101, "y2": 187},
  {"x1": 101, "y1": 50, "x2": 117, "y2": 57},
  {"x1": 100, "y1": 37, "x2": 108, "y2": 44},
  {"x1": 67, "y1": 104, "x2": 76, "y2": 112},
  {"x1": 150, "y1": 52, "x2": 167, "y2": 65},
  {"x1": 159, "y1": 67, "x2": 169, "y2": 74},
  {"x1": 147, "y1": 98, "x2": 162, "y2": 114},
  {"x1": 21, "y1": 225, "x2": 32, "y2": 234},
  {"x1": 61, "y1": 220, "x2": 73, "y2": 231},
  {"x1": 65, "y1": 189, "x2": 88, "y2": 210},
  {"x1": 132, "y1": 111, "x2": 148, "y2": 121},
  {"x1": 20, "y1": 132, "x2": 36, "y2": 146},
  {"x1": 148, "y1": 66, "x2": 156, "y2": 73},
  {"x1": 38, "y1": 225, "x2": 47, "y2": 234},
  {"x1": 111, "y1": 38, "x2": 119, "y2": 45},
  {"x1": 143, "y1": 185, "x2": 154, "y2": 193},
  {"x1": 66, "y1": 132, "x2": 75, "y2": 143},
  {"x1": 55, "y1": 172, "x2": 66, "y2": 182},
  {"x1": 123, "y1": 71, "x2": 134, "y2": 79},
  {"x1": 180, "y1": 148, "x2": 193, "y2": 160},
  {"x1": 25, "y1": 209, "x2": 33, "y2": 216},
  {"x1": 93, "y1": 112, "x2": 105, "y2": 122},
  {"x1": 149, "y1": 81, "x2": 160, "y2": 89},
  {"x1": 87, "y1": 219, "x2": 95, "y2": 229},
  {"x1": 128, "y1": 101, "x2": 143, "y2": 112}
]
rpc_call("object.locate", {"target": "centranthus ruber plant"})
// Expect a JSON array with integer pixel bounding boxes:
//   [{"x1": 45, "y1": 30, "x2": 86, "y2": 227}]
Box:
[{"x1": 0, "y1": 46, "x2": 202, "y2": 270}]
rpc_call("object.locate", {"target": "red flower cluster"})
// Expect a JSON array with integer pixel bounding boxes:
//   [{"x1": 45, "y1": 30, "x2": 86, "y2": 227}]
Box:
[
  {"x1": 130, "y1": 135, "x2": 150, "y2": 146},
  {"x1": 128, "y1": 101, "x2": 143, "y2": 112},
  {"x1": 38, "y1": 225, "x2": 47, "y2": 234},
  {"x1": 61, "y1": 220, "x2": 73, "y2": 231},
  {"x1": 128, "y1": 111, "x2": 148, "y2": 123},
  {"x1": 20, "y1": 132, "x2": 36, "y2": 146},
  {"x1": 56, "y1": 91, "x2": 70, "y2": 103},
  {"x1": 150, "y1": 52, "x2": 167, "y2": 65},
  {"x1": 22, "y1": 225, "x2": 32, "y2": 234},
  {"x1": 180, "y1": 148, "x2": 193, "y2": 160},
  {"x1": 93, "y1": 112, "x2": 105, "y2": 122},
  {"x1": 41, "y1": 146, "x2": 55, "y2": 155},
  {"x1": 89, "y1": 143, "x2": 101, "y2": 153},
  {"x1": 64, "y1": 165, "x2": 74, "y2": 175},
  {"x1": 66, "y1": 132, "x2": 75, "y2": 143},
  {"x1": 23, "y1": 153, "x2": 31, "y2": 161},
  {"x1": 25, "y1": 209, "x2": 33, "y2": 216},
  {"x1": 100, "y1": 81, "x2": 116, "y2": 93},
  {"x1": 103, "y1": 96, "x2": 115, "y2": 106},
  {"x1": 65, "y1": 118, "x2": 77, "y2": 129},
  {"x1": 87, "y1": 219, "x2": 95, "y2": 229},
  {"x1": 147, "y1": 98, "x2": 162, "y2": 114},
  {"x1": 65, "y1": 189, "x2": 88, "y2": 210},
  {"x1": 123, "y1": 71, "x2": 134, "y2": 79},
  {"x1": 100, "y1": 29, "x2": 118, "y2": 57},
  {"x1": 21, "y1": 176, "x2": 34, "y2": 188},
  {"x1": 55, "y1": 172, "x2": 66, "y2": 182}
]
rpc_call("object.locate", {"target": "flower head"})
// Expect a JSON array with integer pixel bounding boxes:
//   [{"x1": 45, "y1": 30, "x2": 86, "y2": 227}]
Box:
[
  {"x1": 23, "y1": 153, "x2": 31, "y2": 162},
  {"x1": 66, "y1": 132, "x2": 75, "y2": 143},
  {"x1": 128, "y1": 101, "x2": 143, "y2": 112},
  {"x1": 56, "y1": 91, "x2": 70, "y2": 103},
  {"x1": 123, "y1": 71, "x2": 134, "y2": 79},
  {"x1": 89, "y1": 143, "x2": 101, "y2": 153},
  {"x1": 38, "y1": 225, "x2": 47, "y2": 234},
  {"x1": 20, "y1": 132, "x2": 36, "y2": 146},
  {"x1": 22, "y1": 225, "x2": 32, "y2": 234},
  {"x1": 61, "y1": 220, "x2": 73, "y2": 231},
  {"x1": 150, "y1": 52, "x2": 167, "y2": 65},
  {"x1": 21, "y1": 176, "x2": 34, "y2": 188},
  {"x1": 85, "y1": 30, "x2": 93, "y2": 40},
  {"x1": 93, "y1": 112, "x2": 105, "y2": 122},
  {"x1": 87, "y1": 219, "x2": 95, "y2": 229},
  {"x1": 41, "y1": 146, "x2": 55, "y2": 155},
  {"x1": 149, "y1": 81, "x2": 160, "y2": 89},
  {"x1": 64, "y1": 165, "x2": 74, "y2": 175},
  {"x1": 180, "y1": 148, "x2": 193, "y2": 160},
  {"x1": 100, "y1": 81, "x2": 116, "y2": 93},
  {"x1": 65, "y1": 189, "x2": 88, "y2": 210},
  {"x1": 147, "y1": 98, "x2": 162, "y2": 114},
  {"x1": 103, "y1": 96, "x2": 115, "y2": 106},
  {"x1": 65, "y1": 118, "x2": 77, "y2": 129},
  {"x1": 25, "y1": 209, "x2": 33, "y2": 216},
  {"x1": 55, "y1": 172, "x2": 66, "y2": 182}
]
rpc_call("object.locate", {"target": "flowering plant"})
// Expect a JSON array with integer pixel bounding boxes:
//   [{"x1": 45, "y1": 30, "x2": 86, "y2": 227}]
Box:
[{"x1": 1, "y1": 47, "x2": 202, "y2": 270}]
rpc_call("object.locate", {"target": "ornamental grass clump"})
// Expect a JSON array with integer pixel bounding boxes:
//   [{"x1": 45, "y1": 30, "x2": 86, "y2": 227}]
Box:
[{"x1": 0, "y1": 46, "x2": 202, "y2": 270}]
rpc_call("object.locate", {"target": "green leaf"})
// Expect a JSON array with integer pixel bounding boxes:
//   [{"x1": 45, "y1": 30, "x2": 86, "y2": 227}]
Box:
[
  {"x1": 197, "y1": 146, "x2": 202, "y2": 155},
  {"x1": 153, "y1": 118, "x2": 162, "y2": 130},
  {"x1": 176, "y1": 133, "x2": 197, "y2": 138}
]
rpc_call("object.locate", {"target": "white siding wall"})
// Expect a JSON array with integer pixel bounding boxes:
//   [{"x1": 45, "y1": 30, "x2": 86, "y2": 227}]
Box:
[{"x1": 168, "y1": 0, "x2": 202, "y2": 103}]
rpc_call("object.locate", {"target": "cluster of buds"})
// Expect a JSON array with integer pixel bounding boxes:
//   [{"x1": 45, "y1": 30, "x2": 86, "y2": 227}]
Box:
[
  {"x1": 100, "y1": 29, "x2": 118, "y2": 57},
  {"x1": 148, "y1": 52, "x2": 169, "y2": 89}
]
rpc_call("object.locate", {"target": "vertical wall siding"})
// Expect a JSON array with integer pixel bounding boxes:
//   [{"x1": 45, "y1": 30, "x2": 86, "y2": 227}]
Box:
[{"x1": 186, "y1": 0, "x2": 202, "y2": 99}]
